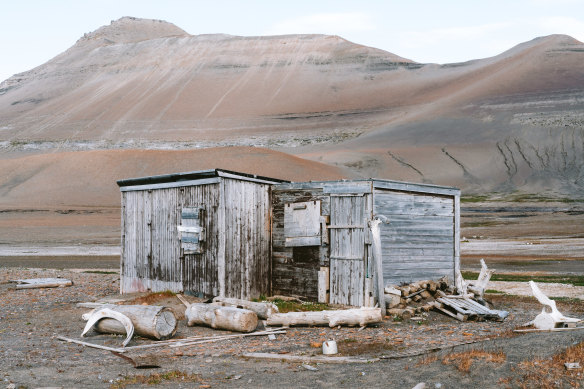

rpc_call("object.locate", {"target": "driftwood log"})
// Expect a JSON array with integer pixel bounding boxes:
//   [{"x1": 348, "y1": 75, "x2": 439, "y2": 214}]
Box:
[
  {"x1": 211, "y1": 297, "x2": 278, "y2": 319},
  {"x1": 83, "y1": 304, "x2": 178, "y2": 340},
  {"x1": 186, "y1": 304, "x2": 258, "y2": 332},
  {"x1": 14, "y1": 278, "x2": 73, "y2": 289},
  {"x1": 266, "y1": 307, "x2": 382, "y2": 327}
]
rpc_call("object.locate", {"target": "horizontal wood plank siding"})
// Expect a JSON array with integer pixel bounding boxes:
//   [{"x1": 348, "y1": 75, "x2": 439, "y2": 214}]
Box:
[{"x1": 375, "y1": 189, "x2": 455, "y2": 286}]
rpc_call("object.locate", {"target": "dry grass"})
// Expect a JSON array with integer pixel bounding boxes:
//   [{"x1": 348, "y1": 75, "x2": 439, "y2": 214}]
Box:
[
  {"x1": 110, "y1": 370, "x2": 200, "y2": 389},
  {"x1": 442, "y1": 349, "x2": 506, "y2": 373},
  {"x1": 415, "y1": 354, "x2": 439, "y2": 367},
  {"x1": 126, "y1": 291, "x2": 176, "y2": 305},
  {"x1": 512, "y1": 341, "x2": 584, "y2": 389}
]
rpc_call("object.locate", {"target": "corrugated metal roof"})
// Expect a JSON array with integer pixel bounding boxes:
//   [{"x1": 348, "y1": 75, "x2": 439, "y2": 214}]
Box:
[{"x1": 117, "y1": 168, "x2": 288, "y2": 188}]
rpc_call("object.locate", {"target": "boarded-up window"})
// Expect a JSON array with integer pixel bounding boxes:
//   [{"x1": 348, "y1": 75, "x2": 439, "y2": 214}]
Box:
[
  {"x1": 284, "y1": 201, "x2": 321, "y2": 247},
  {"x1": 178, "y1": 207, "x2": 205, "y2": 254}
]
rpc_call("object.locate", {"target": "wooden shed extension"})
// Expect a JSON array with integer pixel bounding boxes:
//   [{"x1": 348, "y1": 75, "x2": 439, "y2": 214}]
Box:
[
  {"x1": 271, "y1": 179, "x2": 460, "y2": 307},
  {"x1": 117, "y1": 169, "x2": 286, "y2": 299}
]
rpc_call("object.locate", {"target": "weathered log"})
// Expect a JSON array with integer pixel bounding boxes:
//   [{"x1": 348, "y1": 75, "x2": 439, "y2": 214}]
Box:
[
  {"x1": 266, "y1": 307, "x2": 382, "y2": 327},
  {"x1": 385, "y1": 293, "x2": 401, "y2": 309},
  {"x1": 211, "y1": 297, "x2": 278, "y2": 320},
  {"x1": 185, "y1": 304, "x2": 258, "y2": 333},
  {"x1": 14, "y1": 278, "x2": 72, "y2": 289},
  {"x1": 83, "y1": 304, "x2": 178, "y2": 340}
]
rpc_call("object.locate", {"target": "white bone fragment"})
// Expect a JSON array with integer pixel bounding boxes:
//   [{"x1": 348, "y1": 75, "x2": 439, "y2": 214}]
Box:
[
  {"x1": 82, "y1": 308, "x2": 135, "y2": 347},
  {"x1": 526, "y1": 281, "x2": 581, "y2": 330},
  {"x1": 467, "y1": 259, "x2": 492, "y2": 298}
]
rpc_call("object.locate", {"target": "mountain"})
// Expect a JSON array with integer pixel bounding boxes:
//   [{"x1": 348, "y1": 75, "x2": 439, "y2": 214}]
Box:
[{"x1": 1, "y1": 17, "x2": 583, "y2": 202}]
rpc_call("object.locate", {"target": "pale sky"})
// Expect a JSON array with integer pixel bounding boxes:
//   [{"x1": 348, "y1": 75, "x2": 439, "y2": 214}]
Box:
[{"x1": 1, "y1": 0, "x2": 583, "y2": 83}]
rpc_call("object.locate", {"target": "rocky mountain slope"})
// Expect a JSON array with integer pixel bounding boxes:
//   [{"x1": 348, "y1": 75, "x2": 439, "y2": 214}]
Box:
[{"x1": 1, "y1": 17, "x2": 583, "y2": 204}]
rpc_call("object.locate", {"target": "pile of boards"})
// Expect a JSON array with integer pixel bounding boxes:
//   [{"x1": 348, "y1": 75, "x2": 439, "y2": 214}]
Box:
[
  {"x1": 384, "y1": 278, "x2": 451, "y2": 318},
  {"x1": 384, "y1": 278, "x2": 508, "y2": 322}
]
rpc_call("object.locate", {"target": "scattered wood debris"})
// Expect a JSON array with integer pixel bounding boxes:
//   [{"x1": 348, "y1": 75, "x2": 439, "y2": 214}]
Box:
[
  {"x1": 385, "y1": 271, "x2": 508, "y2": 322},
  {"x1": 432, "y1": 297, "x2": 508, "y2": 322},
  {"x1": 12, "y1": 277, "x2": 73, "y2": 289},
  {"x1": 385, "y1": 278, "x2": 450, "y2": 318},
  {"x1": 243, "y1": 352, "x2": 379, "y2": 364},
  {"x1": 57, "y1": 328, "x2": 286, "y2": 353}
]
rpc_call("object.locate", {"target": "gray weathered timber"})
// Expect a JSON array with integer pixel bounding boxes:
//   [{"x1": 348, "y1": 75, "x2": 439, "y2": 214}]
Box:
[
  {"x1": 271, "y1": 178, "x2": 459, "y2": 307},
  {"x1": 375, "y1": 189, "x2": 456, "y2": 285},
  {"x1": 271, "y1": 187, "x2": 331, "y2": 300},
  {"x1": 119, "y1": 169, "x2": 280, "y2": 300},
  {"x1": 329, "y1": 195, "x2": 367, "y2": 306}
]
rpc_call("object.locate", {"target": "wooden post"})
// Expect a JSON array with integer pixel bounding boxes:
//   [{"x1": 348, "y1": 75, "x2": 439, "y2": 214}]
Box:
[
  {"x1": 318, "y1": 267, "x2": 330, "y2": 303},
  {"x1": 369, "y1": 218, "x2": 385, "y2": 315}
]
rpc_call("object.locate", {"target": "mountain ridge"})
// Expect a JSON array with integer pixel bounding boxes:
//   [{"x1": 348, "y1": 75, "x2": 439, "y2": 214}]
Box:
[{"x1": 1, "y1": 17, "x2": 583, "y2": 200}]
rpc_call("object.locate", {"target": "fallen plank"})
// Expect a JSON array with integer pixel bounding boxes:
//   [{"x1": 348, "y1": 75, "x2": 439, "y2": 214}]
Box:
[
  {"x1": 77, "y1": 302, "x2": 108, "y2": 309},
  {"x1": 242, "y1": 352, "x2": 379, "y2": 364},
  {"x1": 121, "y1": 329, "x2": 287, "y2": 351},
  {"x1": 168, "y1": 330, "x2": 287, "y2": 348},
  {"x1": 57, "y1": 336, "x2": 125, "y2": 353},
  {"x1": 14, "y1": 278, "x2": 72, "y2": 289}
]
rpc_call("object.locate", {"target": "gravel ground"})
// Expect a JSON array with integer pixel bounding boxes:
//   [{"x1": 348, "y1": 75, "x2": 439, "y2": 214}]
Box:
[{"x1": 1, "y1": 268, "x2": 583, "y2": 388}]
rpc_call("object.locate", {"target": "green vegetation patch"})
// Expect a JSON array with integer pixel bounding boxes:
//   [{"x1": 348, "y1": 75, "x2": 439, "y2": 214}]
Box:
[
  {"x1": 270, "y1": 298, "x2": 329, "y2": 313},
  {"x1": 462, "y1": 271, "x2": 584, "y2": 286}
]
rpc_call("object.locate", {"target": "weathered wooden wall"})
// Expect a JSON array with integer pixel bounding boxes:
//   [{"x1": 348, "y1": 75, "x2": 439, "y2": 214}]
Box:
[
  {"x1": 120, "y1": 176, "x2": 273, "y2": 300},
  {"x1": 222, "y1": 178, "x2": 272, "y2": 299},
  {"x1": 271, "y1": 186, "x2": 331, "y2": 300},
  {"x1": 374, "y1": 189, "x2": 456, "y2": 285},
  {"x1": 121, "y1": 183, "x2": 221, "y2": 294}
]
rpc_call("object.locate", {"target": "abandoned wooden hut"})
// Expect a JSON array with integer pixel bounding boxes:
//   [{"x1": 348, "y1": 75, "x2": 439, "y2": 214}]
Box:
[
  {"x1": 117, "y1": 169, "x2": 286, "y2": 299},
  {"x1": 271, "y1": 179, "x2": 461, "y2": 307}
]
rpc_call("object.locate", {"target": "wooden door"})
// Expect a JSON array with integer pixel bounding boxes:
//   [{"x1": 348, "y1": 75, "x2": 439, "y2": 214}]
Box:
[{"x1": 329, "y1": 195, "x2": 366, "y2": 306}]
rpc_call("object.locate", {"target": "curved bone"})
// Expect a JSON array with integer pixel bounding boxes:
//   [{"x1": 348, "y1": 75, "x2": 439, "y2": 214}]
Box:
[
  {"x1": 82, "y1": 308, "x2": 135, "y2": 347},
  {"x1": 528, "y1": 281, "x2": 581, "y2": 329}
]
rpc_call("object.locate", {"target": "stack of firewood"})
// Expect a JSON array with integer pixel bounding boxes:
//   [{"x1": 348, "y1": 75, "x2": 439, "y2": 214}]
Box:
[{"x1": 384, "y1": 278, "x2": 452, "y2": 318}]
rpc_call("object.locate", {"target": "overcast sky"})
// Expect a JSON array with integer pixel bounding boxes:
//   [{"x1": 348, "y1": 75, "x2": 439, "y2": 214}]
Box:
[{"x1": 1, "y1": 0, "x2": 583, "y2": 83}]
